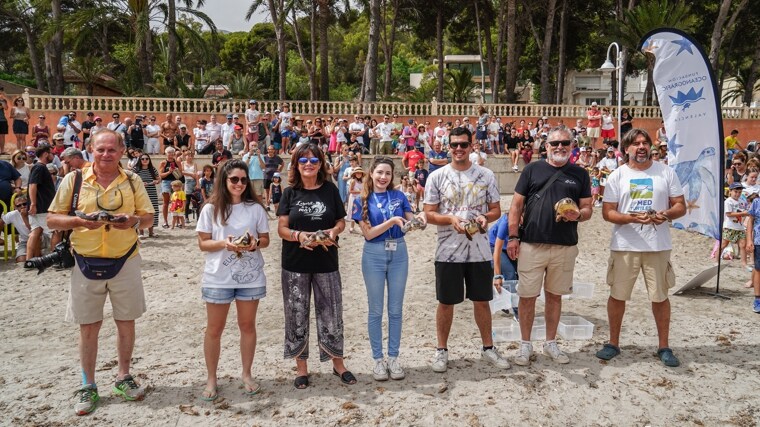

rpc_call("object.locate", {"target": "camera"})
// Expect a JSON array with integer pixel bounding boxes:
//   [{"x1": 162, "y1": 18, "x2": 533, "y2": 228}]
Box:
[{"x1": 24, "y1": 240, "x2": 75, "y2": 274}]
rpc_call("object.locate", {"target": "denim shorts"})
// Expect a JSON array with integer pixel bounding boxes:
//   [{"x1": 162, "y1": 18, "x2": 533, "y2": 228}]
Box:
[
  {"x1": 161, "y1": 180, "x2": 173, "y2": 194},
  {"x1": 201, "y1": 286, "x2": 266, "y2": 304}
]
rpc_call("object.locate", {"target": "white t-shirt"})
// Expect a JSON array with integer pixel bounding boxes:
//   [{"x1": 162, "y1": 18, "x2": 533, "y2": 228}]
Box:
[
  {"x1": 63, "y1": 119, "x2": 81, "y2": 146},
  {"x1": 195, "y1": 202, "x2": 269, "y2": 289},
  {"x1": 597, "y1": 156, "x2": 618, "y2": 172},
  {"x1": 742, "y1": 183, "x2": 760, "y2": 198},
  {"x1": 724, "y1": 198, "x2": 746, "y2": 231},
  {"x1": 279, "y1": 111, "x2": 293, "y2": 130},
  {"x1": 206, "y1": 122, "x2": 222, "y2": 142},
  {"x1": 469, "y1": 151, "x2": 487, "y2": 165},
  {"x1": 245, "y1": 108, "x2": 260, "y2": 126},
  {"x1": 601, "y1": 114, "x2": 614, "y2": 130},
  {"x1": 423, "y1": 164, "x2": 500, "y2": 263},
  {"x1": 349, "y1": 122, "x2": 365, "y2": 145},
  {"x1": 1, "y1": 211, "x2": 30, "y2": 243},
  {"x1": 603, "y1": 162, "x2": 684, "y2": 251},
  {"x1": 221, "y1": 123, "x2": 234, "y2": 148},
  {"x1": 375, "y1": 122, "x2": 394, "y2": 142},
  {"x1": 144, "y1": 124, "x2": 160, "y2": 141}
]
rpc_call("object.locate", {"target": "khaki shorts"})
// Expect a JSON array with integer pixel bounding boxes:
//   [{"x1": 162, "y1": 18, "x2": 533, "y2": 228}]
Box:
[
  {"x1": 606, "y1": 250, "x2": 675, "y2": 303},
  {"x1": 29, "y1": 213, "x2": 50, "y2": 234},
  {"x1": 66, "y1": 254, "x2": 146, "y2": 324},
  {"x1": 252, "y1": 179, "x2": 265, "y2": 195},
  {"x1": 516, "y1": 243, "x2": 579, "y2": 297},
  {"x1": 587, "y1": 127, "x2": 601, "y2": 138}
]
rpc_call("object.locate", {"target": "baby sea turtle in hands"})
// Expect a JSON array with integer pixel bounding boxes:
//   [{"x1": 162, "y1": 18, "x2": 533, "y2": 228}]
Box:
[
  {"x1": 553, "y1": 198, "x2": 580, "y2": 222},
  {"x1": 301, "y1": 230, "x2": 340, "y2": 251},
  {"x1": 75, "y1": 210, "x2": 128, "y2": 231},
  {"x1": 460, "y1": 219, "x2": 486, "y2": 241},
  {"x1": 230, "y1": 231, "x2": 255, "y2": 258},
  {"x1": 628, "y1": 209, "x2": 668, "y2": 230},
  {"x1": 401, "y1": 216, "x2": 427, "y2": 234}
]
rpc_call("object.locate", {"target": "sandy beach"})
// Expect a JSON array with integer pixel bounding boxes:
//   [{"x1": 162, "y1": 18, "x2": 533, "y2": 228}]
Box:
[{"x1": 2, "y1": 195, "x2": 760, "y2": 426}]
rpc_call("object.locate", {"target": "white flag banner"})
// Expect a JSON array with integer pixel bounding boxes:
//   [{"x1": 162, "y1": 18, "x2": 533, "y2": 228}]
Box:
[{"x1": 639, "y1": 29, "x2": 724, "y2": 240}]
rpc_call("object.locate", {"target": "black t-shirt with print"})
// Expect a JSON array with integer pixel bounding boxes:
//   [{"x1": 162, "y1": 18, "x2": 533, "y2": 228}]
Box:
[
  {"x1": 277, "y1": 182, "x2": 346, "y2": 273},
  {"x1": 28, "y1": 162, "x2": 56, "y2": 213},
  {"x1": 514, "y1": 160, "x2": 591, "y2": 246}
]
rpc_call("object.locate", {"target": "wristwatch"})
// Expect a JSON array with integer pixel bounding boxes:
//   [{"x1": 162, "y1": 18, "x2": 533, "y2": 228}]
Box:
[
  {"x1": 493, "y1": 274, "x2": 504, "y2": 281},
  {"x1": 132, "y1": 217, "x2": 141, "y2": 232}
]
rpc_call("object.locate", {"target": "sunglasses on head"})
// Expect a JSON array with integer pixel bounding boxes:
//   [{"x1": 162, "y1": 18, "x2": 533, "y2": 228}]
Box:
[
  {"x1": 298, "y1": 157, "x2": 320, "y2": 165},
  {"x1": 548, "y1": 140, "x2": 572, "y2": 147},
  {"x1": 227, "y1": 176, "x2": 249, "y2": 185},
  {"x1": 450, "y1": 142, "x2": 470, "y2": 149}
]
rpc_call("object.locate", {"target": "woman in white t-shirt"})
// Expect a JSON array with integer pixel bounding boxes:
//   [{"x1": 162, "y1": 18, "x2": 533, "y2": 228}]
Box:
[
  {"x1": 196, "y1": 159, "x2": 270, "y2": 401},
  {"x1": 143, "y1": 116, "x2": 161, "y2": 154}
]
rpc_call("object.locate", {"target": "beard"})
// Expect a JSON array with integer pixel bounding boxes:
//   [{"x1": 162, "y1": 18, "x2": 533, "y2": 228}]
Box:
[{"x1": 548, "y1": 149, "x2": 570, "y2": 164}]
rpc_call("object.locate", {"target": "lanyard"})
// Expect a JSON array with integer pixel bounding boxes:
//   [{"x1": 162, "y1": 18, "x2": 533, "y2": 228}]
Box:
[{"x1": 372, "y1": 192, "x2": 393, "y2": 222}]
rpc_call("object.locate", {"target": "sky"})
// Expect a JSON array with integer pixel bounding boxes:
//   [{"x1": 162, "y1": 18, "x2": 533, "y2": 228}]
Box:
[{"x1": 198, "y1": 0, "x2": 267, "y2": 33}]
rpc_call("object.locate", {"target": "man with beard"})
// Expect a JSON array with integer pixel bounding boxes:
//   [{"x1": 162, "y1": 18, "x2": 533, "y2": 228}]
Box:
[
  {"x1": 506, "y1": 127, "x2": 592, "y2": 367},
  {"x1": 595, "y1": 128, "x2": 685, "y2": 367},
  {"x1": 423, "y1": 126, "x2": 511, "y2": 373}
]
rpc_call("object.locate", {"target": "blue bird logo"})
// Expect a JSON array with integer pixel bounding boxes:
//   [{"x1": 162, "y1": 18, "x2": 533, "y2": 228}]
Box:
[{"x1": 668, "y1": 87, "x2": 705, "y2": 110}]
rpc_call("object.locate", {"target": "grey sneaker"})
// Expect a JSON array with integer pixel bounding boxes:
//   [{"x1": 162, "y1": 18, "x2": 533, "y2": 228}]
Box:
[
  {"x1": 543, "y1": 341, "x2": 570, "y2": 364},
  {"x1": 431, "y1": 349, "x2": 448, "y2": 373},
  {"x1": 482, "y1": 347, "x2": 511, "y2": 369},
  {"x1": 372, "y1": 359, "x2": 389, "y2": 381},
  {"x1": 388, "y1": 357, "x2": 405, "y2": 380},
  {"x1": 514, "y1": 342, "x2": 533, "y2": 366},
  {"x1": 112, "y1": 375, "x2": 146, "y2": 401},
  {"x1": 74, "y1": 384, "x2": 99, "y2": 416}
]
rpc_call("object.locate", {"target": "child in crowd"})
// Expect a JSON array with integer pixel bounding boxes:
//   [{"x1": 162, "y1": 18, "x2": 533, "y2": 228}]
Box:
[
  {"x1": 199, "y1": 165, "x2": 215, "y2": 203},
  {"x1": 742, "y1": 168, "x2": 760, "y2": 201},
  {"x1": 297, "y1": 128, "x2": 310, "y2": 148},
  {"x1": 269, "y1": 172, "x2": 282, "y2": 212},
  {"x1": 347, "y1": 167, "x2": 365, "y2": 234},
  {"x1": 590, "y1": 167, "x2": 601, "y2": 207},
  {"x1": 722, "y1": 183, "x2": 748, "y2": 268},
  {"x1": 413, "y1": 159, "x2": 428, "y2": 213},
  {"x1": 398, "y1": 175, "x2": 416, "y2": 208},
  {"x1": 744, "y1": 192, "x2": 760, "y2": 313},
  {"x1": 169, "y1": 180, "x2": 187, "y2": 229}
]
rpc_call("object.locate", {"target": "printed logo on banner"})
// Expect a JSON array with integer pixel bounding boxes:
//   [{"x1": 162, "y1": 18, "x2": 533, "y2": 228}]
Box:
[
  {"x1": 668, "y1": 87, "x2": 705, "y2": 111},
  {"x1": 671, "y1": 38, "x2": 694, "y2": 55}
]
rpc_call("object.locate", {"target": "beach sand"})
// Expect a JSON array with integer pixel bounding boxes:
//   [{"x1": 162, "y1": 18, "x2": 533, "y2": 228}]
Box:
[{"x1": 2, "y1": 196, "x2": 760, "y2": 426}]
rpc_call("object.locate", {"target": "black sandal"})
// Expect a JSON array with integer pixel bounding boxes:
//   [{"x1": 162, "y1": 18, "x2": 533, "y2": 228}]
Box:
[
  {"x1": 294, "y1": 375, "x2": 309, "y2": 389},
  {"x1": 332, "y1": 369, "x2": 357, "y2": 385}
]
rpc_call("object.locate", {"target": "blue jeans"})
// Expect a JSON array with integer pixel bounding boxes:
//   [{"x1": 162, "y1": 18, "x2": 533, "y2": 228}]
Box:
[
  {"x1": 361, "y1": 240, "x2": 408, "y2": 360},
  {"x1": 492, "y1": 247, "x2": 518, "y2": 306}
]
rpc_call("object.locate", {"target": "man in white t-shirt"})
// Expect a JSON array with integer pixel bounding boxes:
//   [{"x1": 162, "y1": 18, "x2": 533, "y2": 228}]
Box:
[
  {"x1": 63, "y1": 111, "x2": 82, "y2": 148},
  {"x1": 206, "y1": 115, "x2": 222, "y2": 145},
  {"x1": 348, "y1": 116, "x2": 365, "y2": 148},
  {"x1": 373, "y1": 115, "x2": 394, "y2": 155},
  {"x1": 220, "y1": 114, "x2": 235, "y2": 150},
  {"x1": 597, "y1": 128, "x2": 686, "y2": 367}
]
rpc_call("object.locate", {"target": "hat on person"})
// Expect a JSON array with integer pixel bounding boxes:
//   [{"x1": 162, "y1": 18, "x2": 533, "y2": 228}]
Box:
[
  {"x1": 94, "y1": 116, "x2": 102, "y2": 121},
  {"x1": 351, "y1": 167, "x2": 365, "y2": 177},
  {"x1": 53, "y1": 133, "x2": 65, "y2": 140},
  {"x1": 249, "y1": 99, "x2": 257, "y2": 104},
  {"x1": 179, "y1": 124, "x2": 187, "y2": 129},
  {"x1": 408, "y1": 119, "x2": 414, "y2": 124},
  {"x1": 607, "y1": 146, "x2": 615, "y2": 152},
  {"x1": 87, "y1": 111, "x2": 94, "y2": 116},
  {"x1": 540, "y1": 132, "x2": 548, "y2": 138},
  {"x1": 591, "y1": 101, "x2": 598, "y2": 107},
  {"x1": 580, "y1": 127, "x2": 587, "y2": 132},
  {"x1": 226, "y1": 114, "x2": 233, "y2": 119},
  {"x1": 273, "y1": 172, "x2": 281, "y2": 178},
  {"x1": 233, "y1": 114, "x2": 239, "y2": 119},
  {"x1": 730, "y1": 183, "x2": 744, "y2": 190},
  {"x1": 274, "y1": 109, "x2": 281, "y2": 114}
]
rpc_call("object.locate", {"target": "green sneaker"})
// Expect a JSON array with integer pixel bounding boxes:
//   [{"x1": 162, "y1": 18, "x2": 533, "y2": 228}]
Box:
[
  {"x1": 74, "y1": 384, "x2": 99, "y2": 416},
  {"x1": 112, "y1": 375, "x2": 146, "y2": 401}
]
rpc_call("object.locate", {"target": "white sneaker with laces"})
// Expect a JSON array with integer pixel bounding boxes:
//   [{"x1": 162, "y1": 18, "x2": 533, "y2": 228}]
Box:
[
  {"x1": 481, "y1": 347, "x2": 511, "y2": 369},
  {"x1": 372, "y1": 359, "x2": 389, "y2": 381},
  {"x1": 431, "y1": 349, "x2": 448, "y2": 373},
  {"x1": 388, "y1": 357, "x2": 405, "y2": 380},
  {"x1": 514, "y1": 342, "x2": 533, "y2": 366},
  {"x1": 543, "y1": 341, "x2": 570, "y2": 364}
]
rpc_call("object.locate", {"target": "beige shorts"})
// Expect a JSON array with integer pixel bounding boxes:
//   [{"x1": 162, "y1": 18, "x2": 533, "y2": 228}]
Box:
[
  {"x1": 587, "y1": 127, "x2": 601, "y2": 138},
  {"x1": 516, "y1": 242, "x2": 579, "y2": 297},
  {"x1": 252, "y1": 179, "x2": 265, "y2": 195},
  {"x1": 606, "y1": 250, "x2": 675, "y2": 303},
  {"x1": 66, "y1": 254, "x2": 146, "y2": 324},
  {"x1": 29, "y1": 213, "x2": 50, "y2": 234}
]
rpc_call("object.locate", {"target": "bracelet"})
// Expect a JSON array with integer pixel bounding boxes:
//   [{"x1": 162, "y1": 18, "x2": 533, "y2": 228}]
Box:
[
  {"x1": 290, "y1": 229, "x2": 297, "y2": 241},
  {"x1": 294, "y1": 231, "x2": 301, "y2": 243},
  {"x1": 493, "y1": 274, "x2": 504, "y2": 281},
  {"x1": 508, "y1": 237, "x2": 520, "y2": 242}
]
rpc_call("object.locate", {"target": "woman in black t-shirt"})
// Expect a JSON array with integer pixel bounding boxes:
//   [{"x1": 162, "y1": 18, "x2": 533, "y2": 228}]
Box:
[{"x1": 276, "y1": 143, "x2": 355, "y2": 389}]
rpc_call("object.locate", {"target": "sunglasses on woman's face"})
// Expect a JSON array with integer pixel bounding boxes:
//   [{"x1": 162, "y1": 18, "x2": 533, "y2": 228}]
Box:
[
  {"x1": 298, "y1": 157, "x2": 320, "y2": 165},
  {"x1": 17, "y1": 156, "x2": 27, "y2": 161},
  {"x1": 140, "y1": 157, "x2": 149, "y2": 160},
  {"x1": 227, "y1": 176, "x2": 249, "y2": 185}
]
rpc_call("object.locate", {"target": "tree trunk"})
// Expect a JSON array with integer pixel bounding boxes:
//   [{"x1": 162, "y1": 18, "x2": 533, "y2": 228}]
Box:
[
  {"x1": 492, "y1": 0, "x2": 508, "y2": 104},
  {"x1": 265, "y1": 0, "x2": 287, "y2": 100},
  {"x1": 310, "y1": 2, "x2": 318, "y2": 100},
  {"x1": 539, "y1": 0, "x2": 557, "y2": 104},
  {"x1": 290, "y1": 9, "x2": 316, "y2": 100},
  {"x1": 504, "y1": 0, "x2": 518, "y2": 102},
  {"x1": 708, "y1": 0, "x2": 748, "y2": 73},
  {"x1": 318, "y1": 0, "x2": 330, "y2": 100},
  {"x1": 166, "y1": 0, "x2": 178, "y2": 95},
  {"x1": 436, "y1": 6, "x2": 444, "y2": 102},
  {"x1": 554, "y1": 0, "x2": 567, "y2": 104},
  {"x1": 19, "y1": 21, "x2": 46, "y2": 91},
  {"x1": 473, "y1": 0, "x2": 486, "y2": 103},
  {"x1": 743, "y1": 43, "x2": 760, "y2": 106},
  {"x1": 363, "y1": 0, "x2": 381, "y2": 101},
  {"x1": 480, "y1": 1, "x2": 496, "y2": 103},
  {"x1": 47, "y1": 0, "x2": 65, "y2": 94},
  {"x1": 382, "y1": 0, "x2": 399, "y2": 98}
]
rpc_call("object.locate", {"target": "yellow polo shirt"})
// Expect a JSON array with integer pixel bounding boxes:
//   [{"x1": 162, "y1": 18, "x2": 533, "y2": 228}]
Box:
[
  {"x1": 725, "y1": 135, "x2": 739, "y2": 150},
  {"x1": 49, "y1": 166, "x2": 154, "y2": 258}
]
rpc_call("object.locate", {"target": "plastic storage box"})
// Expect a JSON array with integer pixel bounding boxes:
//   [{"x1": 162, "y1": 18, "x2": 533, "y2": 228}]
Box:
[
  {"x1": 492, "y1": 317, "x2": 546, "y2": 342},
  {"x1": 569, "y1": 282, "x2": 595, "y2": 299},
  {"x1": 558, "y1": 316, "x2": 594, "y2": 340}
]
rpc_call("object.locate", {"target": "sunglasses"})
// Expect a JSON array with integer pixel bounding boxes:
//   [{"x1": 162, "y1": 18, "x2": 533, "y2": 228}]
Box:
[
  {"x1": 733, "y1": 163, "x2": 743, "y2": 166},
  {"x1": 227, "y1": 176, "x2": 249, "y2": 185},
  {"x1": 15, "y1": 204, "x2": 27, "y2": 208},
  {"x1": 16, "y1": 156, "x2": 27, "y2": 160},
  {"x1": 298, "y1": 157, "x2": 320, "y2": 165},
  {"x1": 548, "y1": 140, "x2": 573, "y2": 147},
  {"x1": 450, "y1": 142, "x2": 470, "y2": 149},
  {"x1": 140, "y1": 157, "x2": 149, "y2": 160},
  {"x1": 26, "y1": 151, "x2": 35, "y2": 155}
]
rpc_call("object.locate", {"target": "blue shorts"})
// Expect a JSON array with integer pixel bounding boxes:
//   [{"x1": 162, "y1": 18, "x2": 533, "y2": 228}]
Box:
[
  {"x1": 282, "y1": 130, "x2": 297, "y2": 140},
  {"x1": 754, "y1": 246, "x2": 760, "y2": 271},
  {"x1": 161, "y1": 180, "x2": 173, "y2": 194},
  {"x1": 201, "y1": 286, "x2": 266, "y2": 304}
]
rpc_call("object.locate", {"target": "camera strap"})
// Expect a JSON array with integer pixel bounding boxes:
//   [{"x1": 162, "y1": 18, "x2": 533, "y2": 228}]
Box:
[{"x1": 69, "y1": 170, "x2": 83, "y2": 216}]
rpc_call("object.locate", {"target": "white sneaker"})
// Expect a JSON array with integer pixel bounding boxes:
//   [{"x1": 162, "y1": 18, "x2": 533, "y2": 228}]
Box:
[
  {"x1": 543, "y1": 341, "x2": 570, "y2": 364},
  {"x1": 481, "y1": 347, "x2": 511, "y2": 369},
  {"x1": 372, "y1": 359, "x2": 389, "y2": 381},
  {"x1": 431, "y1": 349, "x2": 448, "y2": 373},
  {"x1": 514, "y1": 342, "x2": 533, "y2": 366},
  {"x1": 388, "y1": 357, "x2": 405, "y2": 380},
  {"x1": 512, "y1": 165, "x2": 519, "y2": 172}
]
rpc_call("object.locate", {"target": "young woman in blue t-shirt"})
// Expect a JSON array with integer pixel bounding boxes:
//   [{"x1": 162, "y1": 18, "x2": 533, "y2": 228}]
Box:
[{"x1": 351, "y1": 157, "x2": 426, "y2": 382}]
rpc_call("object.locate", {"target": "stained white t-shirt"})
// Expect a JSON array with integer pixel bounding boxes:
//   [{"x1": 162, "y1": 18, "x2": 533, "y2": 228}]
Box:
[
  {"x1": 424, "y1": 164, "x2": 500, "y2": 262},
  {"x1": 603, "y1": 162, "x2": 684, "y2": 251},
  {"x1": 196, "y1": 202, "x2": 269, "y2": 288},
  {"x1": 724, "y1": 198, "x2": 746, "y2": 231}
]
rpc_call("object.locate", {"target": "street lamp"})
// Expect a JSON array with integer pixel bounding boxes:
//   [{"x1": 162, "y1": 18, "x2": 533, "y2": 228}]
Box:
[{"x1": 599, "y1": 42, "x2": 623, "y2": 142}]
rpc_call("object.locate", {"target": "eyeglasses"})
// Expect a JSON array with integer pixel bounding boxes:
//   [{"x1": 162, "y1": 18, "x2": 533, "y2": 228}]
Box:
[
  {"x1": 15, "y1": 203, "x2": 26, "y2": 208},
  {"x1": 450, "y1": 142, "x2": 470, "y2": 149},
  {"x1": 96, "y1": 188, "x2": 124, "y2": 212},
  {"x1": 140, "y1": 157, "x2": 149, "y2": 160},
  {"x1": 733, "y1": 162, "x2": 743, "y2": 166},
  {"x1": 548, "y1": 140, "x2": 572, "y2": 147},
  {"x1": 298, "y1": 157, "x2": 320, "y2": 165},
  {"x1": 112, "y1": 116, "x2": 119, "y2": 119},
  {"x1": 227, "y1": 176, "x2": 249, "y2": 185},
  {"x1": 16, "y1": 156, "x2": 27, "y2": 161}
]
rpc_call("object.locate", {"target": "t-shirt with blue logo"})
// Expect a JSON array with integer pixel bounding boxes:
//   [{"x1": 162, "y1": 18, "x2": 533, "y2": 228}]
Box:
[{"x1": 351, "y1": 189, "x2": 412, "y2": 243}]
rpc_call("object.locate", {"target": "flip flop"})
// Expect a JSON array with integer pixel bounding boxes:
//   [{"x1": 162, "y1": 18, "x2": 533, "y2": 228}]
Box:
[
  {"x1": 162, "y1": 224, "x2": 170, "y2": 229},
  {"x1": 595, "y1": 343, "x2": 621, "y2": 361},
  {"x1": 242, "y1": 380, "x2": 261, "y2": 396},
  {"x1": 332, "y1": 369, "x2": 357, "y2": 385},
  {"x1": 294, "y1": 375, "x2": 309, "y2": 389},
  {"x1": 657, "y1": 347, "x2": 680, "y2": 367},
  {"x1": 200, "y1": 385, "x2": 218, "y2": 401}
]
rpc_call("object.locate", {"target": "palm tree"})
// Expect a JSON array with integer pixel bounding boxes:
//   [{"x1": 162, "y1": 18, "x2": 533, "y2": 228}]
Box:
[
  {"x1": 445, "y1": 68, "x2": 477, "y2": 103},
  {"x1": 247, "y1": 0, "x2": 295, "y2": 100},
  {"x1": 69, "y1": 57, "x2": 111, "y2": 96},
  {"x1": 226, "y1": 73, "x2": 268, "y2": 99},
  {"x1": 165, "y1": 1, "x2": 216, "y2": 96}
]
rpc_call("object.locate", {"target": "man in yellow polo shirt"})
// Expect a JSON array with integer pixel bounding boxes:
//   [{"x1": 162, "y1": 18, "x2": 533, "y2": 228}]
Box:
[
  {"x1": 47, "y1": 129, "x2": 154, "y2": 416},
  {"x1": 725, "y1": 129, "x2": 743, "y2": 164}
]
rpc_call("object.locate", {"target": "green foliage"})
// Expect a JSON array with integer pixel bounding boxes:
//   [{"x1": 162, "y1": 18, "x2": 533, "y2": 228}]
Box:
[
  {"x1": 330, "y1": 83, "x2": 358, "y2": 101},
  {"x1": 0, "y1": 72, "x2": 35, "y2": 88},
  {"x1": 445, "y1": 68, "x2": 477, "y2": 103},
  {"x1": 227, "y1": 72, "x2": 269, "y2": 99}
]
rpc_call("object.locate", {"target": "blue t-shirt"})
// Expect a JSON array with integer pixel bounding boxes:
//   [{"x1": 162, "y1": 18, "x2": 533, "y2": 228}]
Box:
[
  {"x1": 351, "y1": 189, "x2": 412, "y2": 243},
  {"x1": 414, "y1": 168, "x2": 429, "y2": 188},
  {"x1": 748, "y1": 199, "x2": 760, "y2": 245},
  {"x1": 243, "y1": 152, "x2": 265, "y2": 180},
  {"x1": 488, "y1": 213, "x2": 510, "y2": 249},
  {"x1": 428, "y1": 150, "x2": 449, "y2": 173}
]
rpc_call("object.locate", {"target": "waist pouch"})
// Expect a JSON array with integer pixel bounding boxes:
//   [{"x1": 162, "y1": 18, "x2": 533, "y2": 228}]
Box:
[{"x1": 74, "y1": 243, "x2": 137, "y2": 280}]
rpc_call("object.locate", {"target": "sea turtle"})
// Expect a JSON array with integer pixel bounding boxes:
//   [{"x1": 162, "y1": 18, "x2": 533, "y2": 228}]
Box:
[
  {"x1": 75, "y1": 210, "x2": 128, "y2": 231},
  {"x1": 460, "y1": 219, "x2": 486, "y2": 241},
  {"x1": 401, "y1": 217, "x2": 426, "y2": 234},
  {"x1": 671, "y1": 147, "x2": 717, "y2": 213},
  {"x1": 553, "y1": 198, "x2": 580, "y2": 222},
  {"x1": 628, "y1": 209, "x2": 668, "y2": 230},
  {"x1": 230, "y1": 231, "x2": 255, "y2": 258},
  {"x1": 301, "y1": 230, "x2": 340, "y2": 251}
]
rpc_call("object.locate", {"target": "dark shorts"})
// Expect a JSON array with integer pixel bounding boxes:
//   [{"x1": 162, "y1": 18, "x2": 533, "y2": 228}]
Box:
[
  {"x1": 0, "y1": 121, "x2": 7, "y2": 135},
  {"x1": 13, "y1": 120, "x2": 28, "y2": 135},
  {"x1": 754, "y1": 246, "x2": 760, "y2": 271},
  {"x1": 435, "y1": 261, "x2": 493, "y2": 304},
  {"x1": 264, "y1": 178, "x2": 273, "y2": 191}
]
